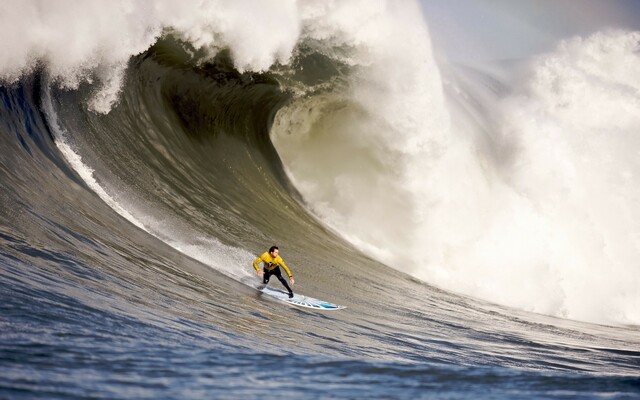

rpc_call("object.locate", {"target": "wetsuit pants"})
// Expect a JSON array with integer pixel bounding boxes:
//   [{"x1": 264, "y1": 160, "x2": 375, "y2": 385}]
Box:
[{"x1": 263, "y1": 266, "x2": 293, "y2": 295}]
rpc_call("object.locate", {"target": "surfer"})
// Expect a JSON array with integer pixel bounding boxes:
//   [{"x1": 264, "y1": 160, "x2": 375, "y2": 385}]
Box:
[{"x1": 253, "y1": 246, "x2": 295, "y2": 298}]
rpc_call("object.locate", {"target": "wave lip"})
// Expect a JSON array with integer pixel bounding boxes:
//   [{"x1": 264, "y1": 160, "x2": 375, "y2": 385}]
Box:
[{"x1": 0, "y1": 0, "x2": 302, "y2": 112}]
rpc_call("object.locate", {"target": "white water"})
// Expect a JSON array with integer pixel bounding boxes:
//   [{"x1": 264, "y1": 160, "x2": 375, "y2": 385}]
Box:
[
  {"x1": 4, "y1": 0, "x2": 639, "y2": 325},
  {"x1": 271, "y1": 13, "x2": 640, "y2": 324},
  {"x1": 443, "y1": 31, "x2": 640, "y2": 325}
]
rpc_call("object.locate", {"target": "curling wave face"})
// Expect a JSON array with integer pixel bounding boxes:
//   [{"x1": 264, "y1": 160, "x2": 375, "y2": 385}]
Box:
[{"x1": 1, "y1": 0, "x2": 639, "y2": 326}]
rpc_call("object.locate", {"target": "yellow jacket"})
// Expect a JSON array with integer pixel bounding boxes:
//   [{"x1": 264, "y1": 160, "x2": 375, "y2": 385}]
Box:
[{"x1": 253, "y1": 252, "x2": 293, "y2": 278}]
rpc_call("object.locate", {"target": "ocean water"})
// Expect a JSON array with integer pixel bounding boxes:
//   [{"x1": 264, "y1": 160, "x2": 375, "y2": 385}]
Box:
[{"x1": 1, "y1": 1, "x2": 639, "y2": 398}]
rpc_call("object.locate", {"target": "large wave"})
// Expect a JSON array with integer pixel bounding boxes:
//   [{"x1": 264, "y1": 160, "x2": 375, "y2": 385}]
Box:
[{"x1": 3, "y1": 0, "x2": 639, "y2": 326}]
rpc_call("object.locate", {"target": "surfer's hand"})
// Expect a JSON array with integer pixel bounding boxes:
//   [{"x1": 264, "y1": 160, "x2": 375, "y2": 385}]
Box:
[
  {"x1": 257, "y1": 270, "x2": 264, "y2": 278},
  {"x1": 289, "y1": 277, "x2": 295, "y2": 286}
]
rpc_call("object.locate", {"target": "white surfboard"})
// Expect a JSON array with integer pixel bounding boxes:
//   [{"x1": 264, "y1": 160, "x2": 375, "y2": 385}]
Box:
[{"x1": 261, "y1": 286, "x2": 345, "y2": 310}]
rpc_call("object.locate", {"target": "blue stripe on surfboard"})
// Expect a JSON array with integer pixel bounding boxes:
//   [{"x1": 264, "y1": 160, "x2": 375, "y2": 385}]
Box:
[{"x1": 261, "y1": 287, "x2": 345, "y2": 310}]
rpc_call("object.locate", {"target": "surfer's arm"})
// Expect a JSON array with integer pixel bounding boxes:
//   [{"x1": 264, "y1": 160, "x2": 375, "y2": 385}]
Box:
[
  {"x1": 252, "y1": 256, "x2": 263, "y2": 272},
  {"x1": 278, "y1": 259, "x2": 293, "y2": 278}
]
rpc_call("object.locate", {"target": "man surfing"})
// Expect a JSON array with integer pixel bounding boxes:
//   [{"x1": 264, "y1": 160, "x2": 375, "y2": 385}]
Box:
[{"x1": 253, "y1": 245, "x2": 295, "y2": 298}]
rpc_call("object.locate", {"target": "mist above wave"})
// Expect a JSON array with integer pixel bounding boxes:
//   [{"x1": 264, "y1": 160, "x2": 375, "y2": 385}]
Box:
[{"x1": 274, "y1": 27, "x2": 640, "y2": 326}]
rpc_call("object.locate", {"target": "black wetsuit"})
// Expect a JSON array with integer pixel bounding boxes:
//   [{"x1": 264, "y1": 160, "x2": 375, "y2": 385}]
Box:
[{"x1": 263, "y1": 266, "x2": 293, "y2": 297}]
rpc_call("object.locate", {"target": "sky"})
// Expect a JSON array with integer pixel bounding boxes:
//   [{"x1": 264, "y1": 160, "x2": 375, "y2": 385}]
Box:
[{"x1": 418, "y1": 0, "x2": 640, "y2": 63}]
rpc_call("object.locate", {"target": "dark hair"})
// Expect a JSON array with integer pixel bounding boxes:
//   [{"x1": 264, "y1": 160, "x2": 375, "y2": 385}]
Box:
[{"x1": 269, "y1": 245, "x2": 279, "y2": 253}]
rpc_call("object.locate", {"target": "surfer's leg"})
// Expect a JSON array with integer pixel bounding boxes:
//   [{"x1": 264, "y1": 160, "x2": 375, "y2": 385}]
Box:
[
  {"x1": 274, "y1": 267, "x2": 294, "y2": 298},
  {"x1": 262, "y1": 268, "x2": 272, "y2": 284}
]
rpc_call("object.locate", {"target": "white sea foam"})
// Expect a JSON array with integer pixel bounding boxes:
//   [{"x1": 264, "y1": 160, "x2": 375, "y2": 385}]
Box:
[
  {"x1": 272, "y1": 14, "x2": 640, "y2": 324},
  {"x1": 0, "y1": 0, "x2": 301, "y2": 112},
  {"x1": 398, "y1": 31, "x2": 640, "y2": 326},
  {"x1": 272, "y1": 0, "x2": 450, "y2": 267}
]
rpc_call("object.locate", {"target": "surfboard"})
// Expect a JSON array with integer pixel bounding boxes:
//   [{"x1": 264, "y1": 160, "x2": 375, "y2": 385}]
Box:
[{"x1": 261, "y1": 286, "x2": 345, "y2": 310}]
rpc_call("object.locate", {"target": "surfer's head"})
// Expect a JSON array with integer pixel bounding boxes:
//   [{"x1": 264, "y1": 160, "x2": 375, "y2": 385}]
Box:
[{"x1": 269, "y1": 245, "x2": 279, "y2": 257}]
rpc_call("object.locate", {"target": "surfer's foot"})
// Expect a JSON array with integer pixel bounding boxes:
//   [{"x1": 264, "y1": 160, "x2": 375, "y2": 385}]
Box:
[{"x1": 288, "y1": 292, "x2": 294, "y2": 298}]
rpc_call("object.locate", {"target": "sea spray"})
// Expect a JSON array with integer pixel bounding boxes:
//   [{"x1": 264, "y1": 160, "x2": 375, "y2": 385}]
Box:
[
  {"x1": 272, "y1": 0, "x2": 450, "y2": 267},
  {"x1": 273, "y1": 19, "x2": 640, "y2": 324},
  {"x1": 414, "y1": 31, "x2": 640, "y2": 325}
]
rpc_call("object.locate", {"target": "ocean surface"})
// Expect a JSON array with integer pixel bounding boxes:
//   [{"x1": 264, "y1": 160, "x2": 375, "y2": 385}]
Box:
[{"x1": 1, "y1": 1, "x2": 639, "y2": 398}]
